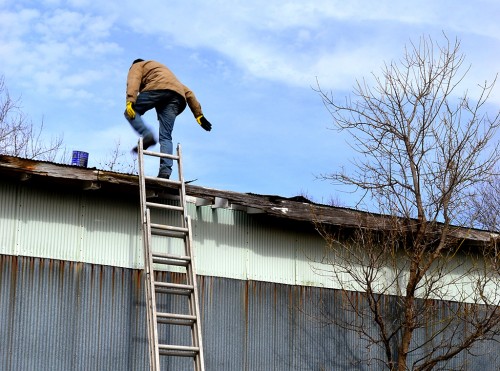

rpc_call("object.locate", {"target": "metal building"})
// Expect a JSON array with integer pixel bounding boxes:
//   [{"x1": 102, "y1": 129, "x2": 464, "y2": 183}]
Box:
[{"x1": 0, "y1": 155, "x2": 498, "y2": 370}]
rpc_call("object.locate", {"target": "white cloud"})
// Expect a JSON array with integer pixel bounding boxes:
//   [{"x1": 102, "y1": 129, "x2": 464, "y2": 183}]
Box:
[
  {"x1": 34, "y1": 9, "x2": 113, "y2": 40},
  {"x1": 0, "y1": 5, "x2": 122, "y2": 101},
  {"x1": 0, "y1": 8, "x2": 40, "y2": 37},
  {"x1": 92, "y1": 0, "x2": 498, "y2": 97},
  {"x1": 3, "y1": 0, "x2": 499, "y2": 100}
]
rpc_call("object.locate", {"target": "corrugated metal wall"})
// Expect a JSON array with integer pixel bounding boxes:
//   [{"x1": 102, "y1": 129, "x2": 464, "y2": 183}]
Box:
[
  {"x1": 0, "y1": 180, "x2": 333, "y2": 288},
  {"x1": 1, "y1": 180, "x2": 500, "y2": 369},
  {"x1": 1, "y1": 180, "x2": 493, "y2": 304},
  {"x1": 1, "y1": 256, "x2": 498, "y2": 371},
  {"x1": 0, "y1": 255, "x2": 146, "y2": 370}
]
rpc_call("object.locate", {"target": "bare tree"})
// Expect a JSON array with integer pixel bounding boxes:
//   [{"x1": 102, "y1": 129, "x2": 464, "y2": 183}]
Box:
[
  {"x1": 97, "y1": 138, "x2": 138, "y2": 174},
  {"x1": 314, "y1": 35, "x2": 500, "y2": 370},
  {"x1": 470, "y1": 172, "x2": 500, "y2": 232},
  {"x1": 0, "y1": 76, "x2": 64, "y2": 161}
]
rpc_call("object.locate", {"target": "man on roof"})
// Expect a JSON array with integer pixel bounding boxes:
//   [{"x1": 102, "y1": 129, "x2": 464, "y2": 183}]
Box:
[{"x1": 124, "y1": 59, "x2": 212, "y2": 179}]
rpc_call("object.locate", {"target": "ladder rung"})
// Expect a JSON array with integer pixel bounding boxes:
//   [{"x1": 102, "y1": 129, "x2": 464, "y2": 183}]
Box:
[
  {"x1": 155, "y1": 282, "x2": 194, "y2": 290},
  {"x1": 146, "y1": 201, "x2": 184, "y2": 212},
  {"x1": 153, "y1": 252, "x2": 191, "y2": 261},
  {"x1": 143, "y1": 150, "x2": 180, "y2": 160},
  {"x1": 152, "y1": 257, "x2": 189, "y2": 267},
  {"x1": 155, "y1": 282, "x2": 194, "y2": 295},
  {"x1": 152, "y1": 253, "x2": 191, "y2": 266},
  {"x1": 157, "y1": 312, "x2": 197, "y2": 325},
  {"x1": 151, "y1": 229, "x2": 187, "y2": 239},
  {"x1": 150, "y1": 223, "x2": 189, "y2": 234},
  {"x1": 145, "y1": 175, "x2": 182, "y2": 187},
  {"x1": 158, "y1": 344, "x2": 199, "y2": 357},
  {"x1": 155, "y1": 288, "x2": 192, "y2": 296}
]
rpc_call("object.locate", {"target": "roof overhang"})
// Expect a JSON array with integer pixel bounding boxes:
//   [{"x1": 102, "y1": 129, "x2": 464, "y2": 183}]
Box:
[{"x1": 0, "y1": 154, "x2": 496, "y2": 245}]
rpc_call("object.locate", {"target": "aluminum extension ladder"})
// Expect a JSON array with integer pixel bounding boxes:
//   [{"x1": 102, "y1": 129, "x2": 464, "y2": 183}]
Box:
[{"x1": 137, "y1": 138, "x2": 205, "y2": 371}]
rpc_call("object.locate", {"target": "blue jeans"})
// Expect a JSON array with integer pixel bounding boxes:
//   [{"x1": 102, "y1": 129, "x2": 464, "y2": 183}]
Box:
[{"x1": 125, "y1": 90, "x2": 186, "y2": 176}]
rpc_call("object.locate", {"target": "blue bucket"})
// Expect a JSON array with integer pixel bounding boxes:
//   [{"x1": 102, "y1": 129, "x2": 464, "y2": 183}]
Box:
[{"x1": 71, "y1": 151, "x2": 89, "y2": 168}]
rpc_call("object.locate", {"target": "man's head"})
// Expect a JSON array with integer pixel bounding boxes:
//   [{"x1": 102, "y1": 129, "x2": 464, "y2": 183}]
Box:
[{"x1": 132, "y1": 59, "x2": 145, "y2": 65}]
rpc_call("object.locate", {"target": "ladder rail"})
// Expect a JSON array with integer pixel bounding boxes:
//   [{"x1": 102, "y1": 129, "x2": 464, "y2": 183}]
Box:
[
  {"x1": 143, "y1": 224, "x2": 157, "y2": 370},
  {"x1": 146, "y1": 210, "x2": 161, "y2": 371},
  {"x1": 177, "y1": 144, "x2": 188, "y2": 229},
  {"x1": 186, "y1": 216, "x2": 205, "y2": 371},
  {"x1": 138, "y1": 138, "x2": 161, "y2": 371}
]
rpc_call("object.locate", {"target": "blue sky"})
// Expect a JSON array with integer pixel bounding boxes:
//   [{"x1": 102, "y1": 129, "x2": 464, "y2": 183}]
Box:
[{"x1": 1, "y1": 0, "x2": 499, "y2": 206}]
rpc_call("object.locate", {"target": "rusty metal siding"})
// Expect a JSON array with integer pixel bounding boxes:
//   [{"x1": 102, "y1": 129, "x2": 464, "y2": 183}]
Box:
[
  {"x1": 1, "y1": 255, "x2": 499, "y2": 371},
  {"x1": 0, "y1": 256, "x2": 371, "y2": 371},
  {"x1": 0, "y1": 256, "x2": 147, "y2": 371}
]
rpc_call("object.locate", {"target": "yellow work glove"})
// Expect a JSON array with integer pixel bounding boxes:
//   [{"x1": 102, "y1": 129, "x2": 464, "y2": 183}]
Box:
[
  {"x1": 196, "y1": 115, "x2": 212, "y2": 131},
  {"x1": 125, "y1": 101, "x2": 136, "y2": 119}
]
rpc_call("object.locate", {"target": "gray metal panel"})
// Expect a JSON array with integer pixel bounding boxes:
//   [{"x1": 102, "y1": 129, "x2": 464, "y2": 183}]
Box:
[
  {"x1": 247, "y1": 219, "x2": 298, "y2": 285},
  {"x1": 2, "y1": 181, "x2": 333, "y2": 286},
  {"x1": 80, "y1": 192, "x2": 142, "y2": 267},
  {"x1": 0, "y1": 179, "x2": 406, "y2": 293},
  {"x1": 191, "y1": 205, "x2": 250, "y2": 280},
  {"x1": 0, "y1": 182, "x2": 17, "y2": 255},
  {"x1": 1, "y1": 256, "x2": 499, "y2": 371},
  {"x1": 16, "y1": 186, "x2": 83, "y2": 260}
]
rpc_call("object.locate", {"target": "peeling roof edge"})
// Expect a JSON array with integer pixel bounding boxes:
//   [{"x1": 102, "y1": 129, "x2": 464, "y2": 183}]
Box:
[{"x1": 0, "y1": 154, "x2": 496, "y2": 244}]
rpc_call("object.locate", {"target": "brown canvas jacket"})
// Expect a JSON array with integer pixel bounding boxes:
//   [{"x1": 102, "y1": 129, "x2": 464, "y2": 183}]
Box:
[{"x1": 126, "y1": 60, "x2": 203, "y2": 118}]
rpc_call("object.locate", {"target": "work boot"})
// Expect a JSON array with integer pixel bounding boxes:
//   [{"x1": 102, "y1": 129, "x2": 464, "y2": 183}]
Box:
[{"x1": 132, "y1": 134, "x2": 156, "y2": 153}]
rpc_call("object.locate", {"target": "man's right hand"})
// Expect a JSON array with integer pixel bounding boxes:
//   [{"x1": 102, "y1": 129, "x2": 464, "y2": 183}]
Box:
[{"x1": 125, "y1": 101, "x2": 136, "y2": 119}]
